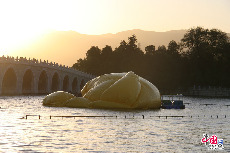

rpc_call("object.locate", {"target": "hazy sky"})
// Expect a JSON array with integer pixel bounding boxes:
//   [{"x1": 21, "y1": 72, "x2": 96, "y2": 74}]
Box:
[{"x1": 0, "y1": 0, "x2": 230, "y2": 54}]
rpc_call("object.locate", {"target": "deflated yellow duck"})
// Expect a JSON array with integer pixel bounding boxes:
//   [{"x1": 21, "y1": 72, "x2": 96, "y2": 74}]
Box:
[{"x1": 43, "y1": 71, "x2": 161, "y2": 109}]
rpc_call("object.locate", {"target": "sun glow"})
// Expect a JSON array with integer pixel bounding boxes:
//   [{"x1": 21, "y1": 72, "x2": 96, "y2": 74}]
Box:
[
  {"x1": 0, "y1": 0, "x2": 229, "y2": 63},
  {"x1": 0, "y1": 0, "x2": 84, "y2": 55}
]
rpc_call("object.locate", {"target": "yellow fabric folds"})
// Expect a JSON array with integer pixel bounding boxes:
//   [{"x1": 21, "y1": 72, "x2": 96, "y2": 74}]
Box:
[{"x1": 43, "y1": 71, "x2": 161, "y2": 109}]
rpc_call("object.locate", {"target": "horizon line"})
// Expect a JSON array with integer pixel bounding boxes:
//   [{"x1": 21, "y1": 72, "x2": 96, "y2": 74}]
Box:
[{"x1": 51, "y1": 27, "x2": 230, "y2": 36}]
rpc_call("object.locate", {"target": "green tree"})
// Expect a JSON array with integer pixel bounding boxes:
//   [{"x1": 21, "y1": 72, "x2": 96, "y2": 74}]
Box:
[
  {"x1": 101, "y1": 45, "x2": 113, "y2": 56},
  {"x1": 86, "y1": 46, "x2": 101, "y2": 58},
  {"x1": 84, "y1": 46, "x2": 102, "y2": 75},
  {"x1": 100, "y1": 45, "x2": 114, "y2": 74},
  {"x1": 72, "y1": 58, "x2": 87, "y2": 71},
  {"x1": 167, "y1": 40, "x2": 180, "y2": 56},
  {"x1": 113, "y1": 35, "x2": 144, "y2": 73},
  {"x1": 181, "y1": 27, "x2": 230, "y2": 86},
  {"x1": 156, "y1": 45, "x2": 167, "y2": 54},
  {"x1": 145, "y1": 45, "x2": 155, "y2": 55}
]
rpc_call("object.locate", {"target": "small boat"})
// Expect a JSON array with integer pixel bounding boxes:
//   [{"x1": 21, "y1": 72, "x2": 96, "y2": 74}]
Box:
[{"x1": 161, "y1": 95, "x2": 185, "y2": 109}]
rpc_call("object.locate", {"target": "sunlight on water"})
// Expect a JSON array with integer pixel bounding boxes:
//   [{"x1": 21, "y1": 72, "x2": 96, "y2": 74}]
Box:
[{"x1": 0, "y1": 96, "x2": 230, "y2": 152}]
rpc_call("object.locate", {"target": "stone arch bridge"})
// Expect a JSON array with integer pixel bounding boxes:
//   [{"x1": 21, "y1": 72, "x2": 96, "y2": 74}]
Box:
[{"x1": 0, "y1": 56, "x2": 95, "y2": 95}]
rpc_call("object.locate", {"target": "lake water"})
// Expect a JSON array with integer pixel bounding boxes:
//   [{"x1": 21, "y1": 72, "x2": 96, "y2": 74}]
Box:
[{"x1": 0, "y1": 96, "x2": 229, "y2": 152}]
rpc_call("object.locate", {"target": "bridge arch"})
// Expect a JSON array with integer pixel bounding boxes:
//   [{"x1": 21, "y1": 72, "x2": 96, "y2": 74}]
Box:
[
  {"x1": 51, "y1": 72, "x2": 60, "y2": 92},
  {"x1": 63, "y1": 75, "x2": 69, "y2": 92},
  {"x1": 22, "y1": 69, "x2": 34, "y2": 94},
  {"x1": 2, "y1": 67, "x2": 17, "y2": 95},
  {"x1": 38, "y1": 70, "x2": 48, "y2": 94}
]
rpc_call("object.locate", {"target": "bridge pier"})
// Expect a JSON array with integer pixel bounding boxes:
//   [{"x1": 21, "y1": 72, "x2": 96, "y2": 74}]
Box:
[
  {"x1": 0, "y1": 79, "x2": 2, "y2": 95},
  {"x1": 47, "y1": 74, "x2": 52, "y2": 94},
  {"x1": 17, "y1": 79, "x2": 23, "y2": 95},
  {"x1": 0, "y1": 72, "x2": 2, "y2": 95},
  {"x1": 33, "y1": 75, "x2": 39, "y2": 94},
  {"x1": 67, "y1": 79, "x2": 71, "y2": 93},
  {"x1": 77, "y1": 78, "x2": 82, "y2": 94},
  {"x1": 16, "y1": 71, "x2": 23, "y2": 95}
]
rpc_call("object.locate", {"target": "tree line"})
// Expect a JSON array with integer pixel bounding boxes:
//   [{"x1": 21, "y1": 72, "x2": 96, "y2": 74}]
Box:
[{"x1": 72, "y1": 27, "x2": 230, "y2": 93}]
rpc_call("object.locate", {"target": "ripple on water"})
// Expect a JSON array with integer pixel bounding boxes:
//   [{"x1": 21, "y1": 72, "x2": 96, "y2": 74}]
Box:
[{"x1": 0, "y1": 96, "x2": 230, "y2": 152}]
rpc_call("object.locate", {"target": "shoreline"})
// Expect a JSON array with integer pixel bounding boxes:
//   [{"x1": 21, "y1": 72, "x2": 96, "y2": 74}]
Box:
[{"x1": 160, "y1": 87, "x2": 230, "y2": 98}]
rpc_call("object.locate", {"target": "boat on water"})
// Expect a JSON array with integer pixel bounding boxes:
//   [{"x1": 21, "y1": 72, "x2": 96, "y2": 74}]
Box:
[{"x1": 161, "y1": 95, "x2": 185, "y2": 109}]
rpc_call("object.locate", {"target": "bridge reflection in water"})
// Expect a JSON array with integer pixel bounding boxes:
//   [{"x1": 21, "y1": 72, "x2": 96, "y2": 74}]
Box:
[{"x1": 0, "y1": 56, "x2": 95, "y2": 95}]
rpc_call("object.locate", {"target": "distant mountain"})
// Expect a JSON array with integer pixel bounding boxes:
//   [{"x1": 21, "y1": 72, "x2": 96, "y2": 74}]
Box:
[{"x1": 15, "y1": 29, "x2": 229, "y2": 66}]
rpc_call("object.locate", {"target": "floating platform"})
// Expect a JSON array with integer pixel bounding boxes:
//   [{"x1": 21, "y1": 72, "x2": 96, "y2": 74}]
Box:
[{"x1": 161, "y1": 95, "x2": 185, "y2": 109}]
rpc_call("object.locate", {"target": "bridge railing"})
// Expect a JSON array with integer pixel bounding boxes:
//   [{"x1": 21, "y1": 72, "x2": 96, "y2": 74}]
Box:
[{"x1": 0, "y1": 55, "x2": 95, "y2": 79}]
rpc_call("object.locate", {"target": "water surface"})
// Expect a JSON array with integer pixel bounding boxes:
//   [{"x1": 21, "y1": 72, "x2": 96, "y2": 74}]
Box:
[{"x1": 0, "y1": 96, "x2": 229, "y2": 152}]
